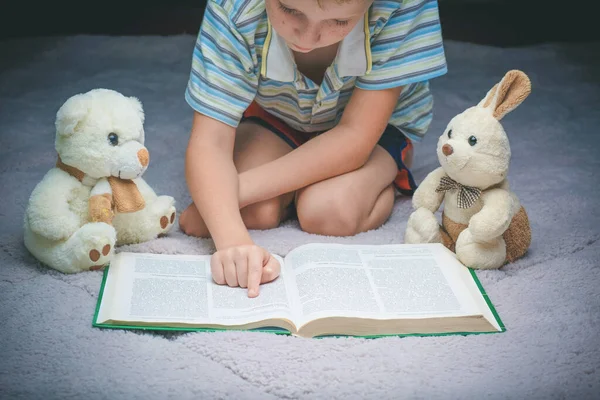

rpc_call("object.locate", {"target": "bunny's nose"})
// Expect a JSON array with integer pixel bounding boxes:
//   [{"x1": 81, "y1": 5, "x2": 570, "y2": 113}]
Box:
[
  {"x1": 442, "y1": 144, "x2": 453, "y2": 156},
  {"x1": 137, "y1": 148, "x2": 149, "y2": 167}
]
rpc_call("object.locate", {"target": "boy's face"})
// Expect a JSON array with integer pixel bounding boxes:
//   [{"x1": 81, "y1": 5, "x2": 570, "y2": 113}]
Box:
[{"x1": 266, "y1": 0, "x2": 372, "y2": 53}]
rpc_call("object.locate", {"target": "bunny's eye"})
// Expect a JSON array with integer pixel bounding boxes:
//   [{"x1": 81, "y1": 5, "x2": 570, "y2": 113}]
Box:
[
  {"x1": 468, "y1": 136, "x2": 478, "y2": 146},
  {"x1": 447, "y1": 129, "x2": 453, "y2": 138},
  {"x1": 108, "y1": 133, "x2": 119, "y2": 146}
]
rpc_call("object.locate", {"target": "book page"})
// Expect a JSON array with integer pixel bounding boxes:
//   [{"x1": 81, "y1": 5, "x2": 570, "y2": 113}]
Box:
[
  {"x1": 359, "y1": 246, "x2": 471, "y2": 315},
  {"x1": 284, "y1": 245, "x2": 381, "y2": 323},
  {"x1": 103, "y1": 253, "x2": 212, "y2": 324},
  {"x1": 284, "y1": 243, "x2": 486, "y2": 325},
  {"x1": 99, "y1": 253, "x2": 295, "y2": 327}
]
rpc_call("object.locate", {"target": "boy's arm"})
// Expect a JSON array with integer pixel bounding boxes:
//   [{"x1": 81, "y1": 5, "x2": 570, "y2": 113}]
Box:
[
  {"x1": 237, "y1": 86, "x2": 402, "y2": 208},
  {"x1": 185, "y1": 112, "x2": 252, "y2": 249},
  {"x1": 186, "y1": 112, "x2": 281, "y2": 297}
]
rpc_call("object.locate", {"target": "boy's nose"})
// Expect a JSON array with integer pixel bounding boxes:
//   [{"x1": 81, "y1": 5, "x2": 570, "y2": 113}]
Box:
[{"x1": 295, "y1": 27, "x2": 320, "y2": 47}]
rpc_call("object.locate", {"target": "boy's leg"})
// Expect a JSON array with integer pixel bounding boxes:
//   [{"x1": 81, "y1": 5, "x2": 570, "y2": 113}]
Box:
[
  {"x1": 179, "y1": 122, "x2": 295, "y2": 237},
  {"x1": 235, "y1": 122, "x2": 296, "y2": 227},
  {"x1": 295, "y1": 145, "x2": 399, "y2": 237}
]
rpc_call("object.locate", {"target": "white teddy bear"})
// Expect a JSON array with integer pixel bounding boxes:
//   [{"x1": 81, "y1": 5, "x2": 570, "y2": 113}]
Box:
[
  {"x1": 24, "y1": 89, "x2": 176, "y2": 273},
  {"x1": 405, "y1": 70, "x2": 532, "y2": 269}
]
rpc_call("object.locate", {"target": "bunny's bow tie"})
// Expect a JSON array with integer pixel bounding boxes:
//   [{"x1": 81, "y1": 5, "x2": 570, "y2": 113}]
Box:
[{"x1": 435, "y1": 176, "x2": 482, "y2": 209}]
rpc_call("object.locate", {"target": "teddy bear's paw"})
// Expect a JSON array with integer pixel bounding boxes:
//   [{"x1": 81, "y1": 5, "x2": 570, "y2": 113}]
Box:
[
  {"x1": 72, "y1": 222, "x2": 117, "y2": 272},
  {"x1": 404, "y1": 208, "x2": 441, "y2": 244},
  {"x1": 159, "y1": 206, "x2": 176, "y2": 235},
  {"x1": 151, "y1": 195, "x2": 176, "y2": 236},
  {"x1": 455, "y1": 229, "x2": 506, "y2": 269}
]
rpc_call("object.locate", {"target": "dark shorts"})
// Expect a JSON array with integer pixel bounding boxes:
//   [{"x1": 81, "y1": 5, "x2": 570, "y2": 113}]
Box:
[{"x1": 241, "y1": 102, "x2": 417, "y2": 196}]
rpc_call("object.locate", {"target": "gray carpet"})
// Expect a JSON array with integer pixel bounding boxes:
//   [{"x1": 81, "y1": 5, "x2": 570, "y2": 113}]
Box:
[{"x1": 1, "y1": 35, "x2": 599, "y2": 399}]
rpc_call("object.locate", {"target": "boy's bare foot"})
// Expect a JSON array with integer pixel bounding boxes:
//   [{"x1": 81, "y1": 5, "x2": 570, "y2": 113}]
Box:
[
  {"x1": 179, "y1": 203, "x2": 210, "y2": 237},
  {"x1": 180, "y1": 196, "x2": 294, "y2": 238}
]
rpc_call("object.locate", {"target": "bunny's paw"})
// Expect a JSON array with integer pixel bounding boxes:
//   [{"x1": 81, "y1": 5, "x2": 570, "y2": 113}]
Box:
[
  {"x1": 456, "y1": 228, "x2": 506, "y2": 269},
  {"x1": 404, "y1": 208, "x2": 441, "y2": 244}
]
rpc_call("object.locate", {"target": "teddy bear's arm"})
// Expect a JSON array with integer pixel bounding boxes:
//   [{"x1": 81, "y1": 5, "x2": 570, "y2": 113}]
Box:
[
  {"x1": 468, "y1": 188, "x2": 513, "y2": 241},
  {"x1": 412, "y1": 167, "x2": 446, "y2": 212},
  {"x1": 26, "y1": 170, "x2": 82, "y2": 241}
]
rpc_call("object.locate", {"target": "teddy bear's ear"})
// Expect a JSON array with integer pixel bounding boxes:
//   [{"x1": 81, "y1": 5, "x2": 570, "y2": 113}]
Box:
[
  {"x1": 128, "y1": 96, "x2": 145, "y2": 124},
  {"x1": 55, "y1": 94, "x2": 90, "y2": 137},
  {"x1": 477, "y1": 70, "x2": 532, "y2": 120}
]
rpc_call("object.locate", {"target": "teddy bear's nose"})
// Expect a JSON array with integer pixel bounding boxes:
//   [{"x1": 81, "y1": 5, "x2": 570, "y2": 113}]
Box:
[
  {"x1": 442, "y1": 144, "x2": 454, "y2": 156},
  {"x1": 137, "y1": 148, "x2": 149, "y2": 167}
]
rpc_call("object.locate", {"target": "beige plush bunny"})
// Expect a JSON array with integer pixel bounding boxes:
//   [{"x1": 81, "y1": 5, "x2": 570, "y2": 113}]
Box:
[{"x1": 404, "y1": 70, "x2": 532, "y2": 269}]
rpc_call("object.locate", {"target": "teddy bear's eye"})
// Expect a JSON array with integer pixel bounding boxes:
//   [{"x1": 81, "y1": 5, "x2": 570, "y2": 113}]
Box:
[
  {"x1": 468, "y1": 135, "x2": 478, "y2": 146},
  {"x1": 447, "y1": 129, "x2": 452, "y2": 138},
  {"x1": 108, "y1": 133, "x2": 119, "y2": 146}
]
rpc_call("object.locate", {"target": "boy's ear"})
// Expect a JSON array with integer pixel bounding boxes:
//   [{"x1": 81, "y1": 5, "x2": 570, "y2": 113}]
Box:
[
  {"x1": 55, "y1": 94, "x2": 90, "y2": 137},
  {"x1": 477, "y1": 70, "x2": 532, "y2": 120}
]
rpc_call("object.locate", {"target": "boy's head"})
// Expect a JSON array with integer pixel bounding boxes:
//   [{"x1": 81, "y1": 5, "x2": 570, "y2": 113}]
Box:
[{"x1": 266, "y1": 0, "x2": 372, "y2": 53}]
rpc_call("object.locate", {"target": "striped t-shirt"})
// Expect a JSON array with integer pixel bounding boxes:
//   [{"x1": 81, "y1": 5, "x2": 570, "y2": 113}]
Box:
[{"x1": 185, "y1": 0, "x2": 447, "y2": 142}]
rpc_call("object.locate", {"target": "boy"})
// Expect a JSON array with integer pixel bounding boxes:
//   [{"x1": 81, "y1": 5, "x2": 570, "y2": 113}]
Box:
[{"x1": 180, "y1": 0, "x2": 447, "y2": 297}]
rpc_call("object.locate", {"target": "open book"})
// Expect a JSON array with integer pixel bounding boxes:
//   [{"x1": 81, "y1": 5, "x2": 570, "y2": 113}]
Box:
[{"x1": 93, "y1": 243, "x2": 505, "y2": 338}]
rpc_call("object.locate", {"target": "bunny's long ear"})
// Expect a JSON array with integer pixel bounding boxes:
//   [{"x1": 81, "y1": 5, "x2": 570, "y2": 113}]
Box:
[
  {"x1": 477, "y1": 70, "x2": 531, "y2": 120},
  {"x1": 477, "y1": 83, "x2": 499, "y2": 109}
]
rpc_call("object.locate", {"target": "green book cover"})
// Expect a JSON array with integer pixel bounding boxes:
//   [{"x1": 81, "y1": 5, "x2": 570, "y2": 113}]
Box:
[{"x1": 92, "y1": 244, "x2": 506, "y2": 339}]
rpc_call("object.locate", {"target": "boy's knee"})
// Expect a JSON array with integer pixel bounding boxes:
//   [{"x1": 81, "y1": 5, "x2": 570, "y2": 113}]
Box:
[
  {"x1": 241, "y1": 199, "x2": 283, "y2": 230},
  {"x1": 297, "y1": 190, "x2": 361, "y2": 237}
]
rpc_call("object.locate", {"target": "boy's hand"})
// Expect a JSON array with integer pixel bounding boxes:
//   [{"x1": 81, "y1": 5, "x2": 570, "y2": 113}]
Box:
[{"x1": 210, "y1": 244, "x2": 280, "y2": 297}]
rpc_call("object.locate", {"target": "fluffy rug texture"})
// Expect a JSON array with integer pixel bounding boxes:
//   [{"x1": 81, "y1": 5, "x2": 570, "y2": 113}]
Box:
[{"x1": 0, "y1": 35, "x2": 599, "y2": 399}]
